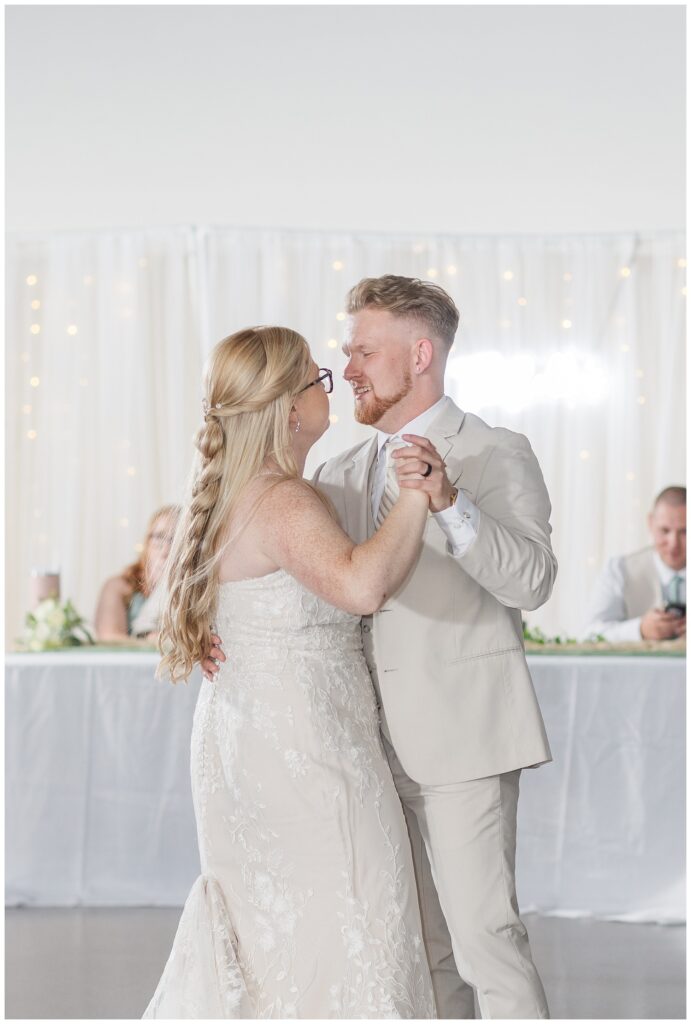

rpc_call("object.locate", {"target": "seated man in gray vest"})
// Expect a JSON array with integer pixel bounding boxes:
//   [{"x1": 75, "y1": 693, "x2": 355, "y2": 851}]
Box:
[{"x1": 584, "y1": 486, "x2": 686, "y2": 642}]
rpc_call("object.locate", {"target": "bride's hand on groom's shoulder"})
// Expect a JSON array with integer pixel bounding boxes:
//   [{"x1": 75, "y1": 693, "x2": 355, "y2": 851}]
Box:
[
  {"x1": 394, "y1": 434, "x2": 454, "y2": 512},
  {"x1": 201, "y1": 632, "x2": 226, "y2": 681}
]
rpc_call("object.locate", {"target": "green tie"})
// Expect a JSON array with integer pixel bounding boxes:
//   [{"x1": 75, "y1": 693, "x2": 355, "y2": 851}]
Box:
[{"x1": 668, "y1": 575, "x2": 682, "y2": 606}]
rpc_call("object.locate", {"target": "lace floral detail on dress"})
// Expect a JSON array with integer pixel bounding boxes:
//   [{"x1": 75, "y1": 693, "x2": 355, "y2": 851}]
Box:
[{"x1": 144, "y1": 570, "x2": 435, "y2": 1019}]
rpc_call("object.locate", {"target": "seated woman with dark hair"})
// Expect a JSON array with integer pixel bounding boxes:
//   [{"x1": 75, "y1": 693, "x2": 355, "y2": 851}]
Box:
[{"x1": 94, "y1": 504, "x2": 180, "y2": 642}]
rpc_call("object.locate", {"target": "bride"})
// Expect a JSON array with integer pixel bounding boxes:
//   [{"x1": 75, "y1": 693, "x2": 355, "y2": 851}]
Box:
[{"x1": 143, "y1": 326, "x2": 436, "y2": 1019}]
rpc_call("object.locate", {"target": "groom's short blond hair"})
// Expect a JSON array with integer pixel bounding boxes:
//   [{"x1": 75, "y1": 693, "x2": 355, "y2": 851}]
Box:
[{"x1": 345, "y1": 275, "x2": 460, "y2": 348}]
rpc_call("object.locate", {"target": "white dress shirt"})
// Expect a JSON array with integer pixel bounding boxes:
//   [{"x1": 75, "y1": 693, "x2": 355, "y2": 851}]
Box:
[
  {"x1": 372, "y1": 395, "x2": 480, "y2": 556},
  {"x1": 584, "y1": 551, "x2": 686, "y2": 642}
]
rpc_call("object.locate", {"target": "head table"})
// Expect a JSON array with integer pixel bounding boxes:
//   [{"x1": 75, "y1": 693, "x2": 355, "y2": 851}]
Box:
[{"x1": 5, "y1": 647, "x2": 685, "y2": 922}]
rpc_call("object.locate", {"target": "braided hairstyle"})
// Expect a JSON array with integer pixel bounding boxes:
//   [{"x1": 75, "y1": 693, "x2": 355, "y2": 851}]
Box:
[{"x1": 159, "y1": 326, "x2": 313, "y2": 683}]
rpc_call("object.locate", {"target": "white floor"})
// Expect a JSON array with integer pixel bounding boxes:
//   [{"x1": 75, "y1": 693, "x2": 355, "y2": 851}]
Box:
[{"x1": 4, "y1": 908, "x2": 686, "y2": 1020}]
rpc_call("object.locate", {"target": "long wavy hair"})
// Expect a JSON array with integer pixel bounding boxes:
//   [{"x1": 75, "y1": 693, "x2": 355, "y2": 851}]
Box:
[
  {"x1": 122, "y1": 504, "x2": 180, "y2": 598},
  {"x1": 158, "y1": 326, "x2": 314, "y2": 683}
]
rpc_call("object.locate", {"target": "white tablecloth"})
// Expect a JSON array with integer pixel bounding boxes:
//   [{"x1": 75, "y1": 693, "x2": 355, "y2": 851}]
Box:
[{"x1": 5, "y1": 652, "x2": 685, "y2": 921}]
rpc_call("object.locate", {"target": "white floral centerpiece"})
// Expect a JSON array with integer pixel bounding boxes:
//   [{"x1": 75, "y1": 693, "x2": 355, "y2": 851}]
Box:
[{"x1": 19, "y1": 598, "x2": 94, "y2": 652}]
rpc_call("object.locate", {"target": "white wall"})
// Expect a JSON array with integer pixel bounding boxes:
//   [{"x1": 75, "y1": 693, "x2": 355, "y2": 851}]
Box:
[{"x1": 6, "y1": 4, "x2": 684, "y2": 235}]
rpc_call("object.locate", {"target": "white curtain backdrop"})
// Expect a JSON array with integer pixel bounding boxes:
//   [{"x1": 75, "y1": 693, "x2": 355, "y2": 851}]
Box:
[{"x1": 6, "y1": 227, "x2": 685, "y2": 643}]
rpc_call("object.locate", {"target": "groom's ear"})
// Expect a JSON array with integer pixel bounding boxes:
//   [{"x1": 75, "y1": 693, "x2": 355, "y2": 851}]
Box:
[{"x1": 412, "y1": 338, "x2": 434, "y2": 374}]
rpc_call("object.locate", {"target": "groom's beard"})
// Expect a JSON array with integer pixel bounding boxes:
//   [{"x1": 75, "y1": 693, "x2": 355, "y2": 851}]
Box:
[{"x1": 354, "y1": 369, "x2": 413, "y2": 426}]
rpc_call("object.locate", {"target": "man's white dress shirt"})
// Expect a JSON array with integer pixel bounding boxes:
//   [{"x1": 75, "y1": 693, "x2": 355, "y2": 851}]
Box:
[{"x1": 372, "y1": 395, "x2": 480, "y2": 556}]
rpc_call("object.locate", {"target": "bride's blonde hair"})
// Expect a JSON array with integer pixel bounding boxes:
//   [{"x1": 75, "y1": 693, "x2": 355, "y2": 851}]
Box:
[{"x1": 159, "y1": 325, "x2": 314, "y2": 683}]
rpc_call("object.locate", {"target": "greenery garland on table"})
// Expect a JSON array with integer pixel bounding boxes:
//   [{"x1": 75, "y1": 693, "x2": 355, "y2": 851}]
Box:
[
  {"x1": 522, "y1": 620, "x2": 685, "y2": 655},
  {"x1": 522, "y1": 622, "x2": 594, "y2": 645}
]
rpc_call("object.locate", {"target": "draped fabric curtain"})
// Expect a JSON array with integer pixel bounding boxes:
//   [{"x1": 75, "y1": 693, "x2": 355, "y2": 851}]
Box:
[{"x1": 6, "y1": 227, "x2": 685, "y2": 642}]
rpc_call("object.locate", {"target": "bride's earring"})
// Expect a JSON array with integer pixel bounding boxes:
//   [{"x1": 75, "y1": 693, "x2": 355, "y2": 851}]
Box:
[{"x1": 294, "y1": 414, "x2": 301, "y2": 434}]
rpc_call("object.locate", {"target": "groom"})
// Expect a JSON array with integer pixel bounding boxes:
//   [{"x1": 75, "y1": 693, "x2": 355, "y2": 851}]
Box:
[{"x1": 207, "y1": 275, "x2": 555, "y2": 1018}]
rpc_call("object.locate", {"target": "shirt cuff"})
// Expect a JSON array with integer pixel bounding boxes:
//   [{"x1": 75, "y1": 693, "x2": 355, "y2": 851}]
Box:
[{"x1": 432, "y1": 490, "x2": 480, "y2": 556}]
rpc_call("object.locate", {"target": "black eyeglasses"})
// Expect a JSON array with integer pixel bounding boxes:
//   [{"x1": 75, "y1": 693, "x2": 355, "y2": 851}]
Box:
[{"x1": 299, "y1": 368, "x2": 333, "y2": 395}]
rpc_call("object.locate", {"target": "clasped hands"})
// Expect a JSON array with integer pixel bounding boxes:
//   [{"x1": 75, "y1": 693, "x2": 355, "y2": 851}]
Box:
[{"x1": 393, "y1": 433, "x2": 456, "y2": 513}]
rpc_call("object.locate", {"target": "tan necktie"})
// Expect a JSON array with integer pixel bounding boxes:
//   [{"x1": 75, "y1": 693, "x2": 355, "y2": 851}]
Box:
[{"x1": 375, "y1": 439, "x2": 404, "y2": 528}]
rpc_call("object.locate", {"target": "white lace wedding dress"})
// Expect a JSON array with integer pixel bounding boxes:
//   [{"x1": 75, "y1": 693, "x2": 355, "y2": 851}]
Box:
[{"x1": 143, "y1": 569, "x2": 435, "y2": 1019}]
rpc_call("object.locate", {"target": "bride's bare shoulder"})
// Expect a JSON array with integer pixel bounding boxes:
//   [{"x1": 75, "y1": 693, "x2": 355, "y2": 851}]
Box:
[{"x1": 257, "y1": 477, "x2": 332, "y2": 531}]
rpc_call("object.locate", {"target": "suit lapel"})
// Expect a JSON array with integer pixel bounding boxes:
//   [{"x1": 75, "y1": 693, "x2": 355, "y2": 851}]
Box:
[
  {"x1": 426, "y1": 399, "x2": 466, "y2": 488},
  {"x1": 343, "y1": 436, "x2": 379, "y2": 544}
]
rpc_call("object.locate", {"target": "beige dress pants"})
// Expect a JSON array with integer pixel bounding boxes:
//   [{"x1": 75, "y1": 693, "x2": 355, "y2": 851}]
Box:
[{"x1": 380, "y1": 728, "x2": 550, "y2": 1020}]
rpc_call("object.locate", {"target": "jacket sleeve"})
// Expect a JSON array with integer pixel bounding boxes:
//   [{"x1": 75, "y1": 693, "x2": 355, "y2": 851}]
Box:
[{"x1": 453, "y1": 433, "x2": 557, "y2": 611}]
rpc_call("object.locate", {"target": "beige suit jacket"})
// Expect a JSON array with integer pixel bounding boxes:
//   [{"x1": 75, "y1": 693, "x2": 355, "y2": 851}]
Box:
[{"x1": 313, "y1": 399, "x2": 555, "y2": 785}]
